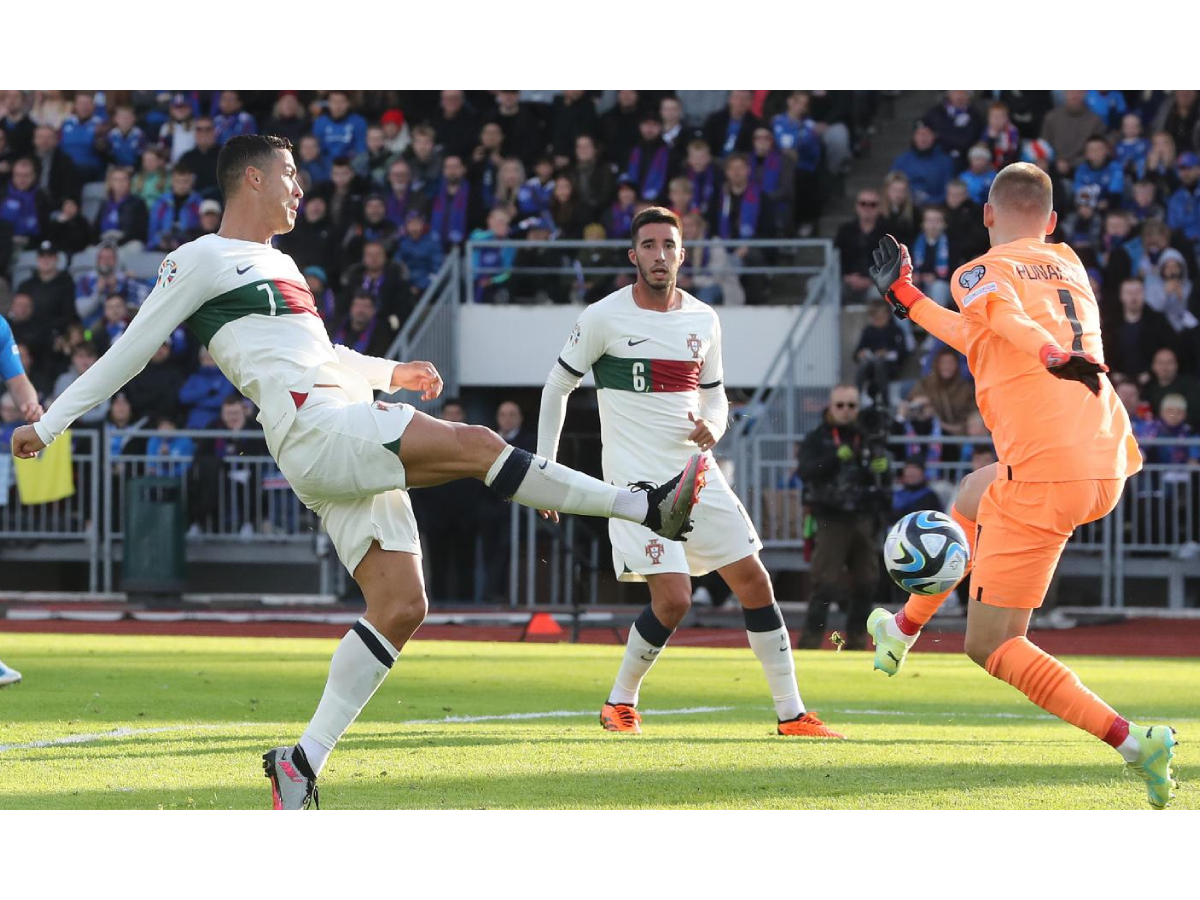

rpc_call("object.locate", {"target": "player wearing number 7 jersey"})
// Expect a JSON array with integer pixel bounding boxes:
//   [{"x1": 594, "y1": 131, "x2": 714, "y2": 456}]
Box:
[
  {"x1": 9, "y1": 136, "x2": 706, "y2": 809},
  {"x1": 867, "y1": 162, "x2": 1178, "y2": 808}
]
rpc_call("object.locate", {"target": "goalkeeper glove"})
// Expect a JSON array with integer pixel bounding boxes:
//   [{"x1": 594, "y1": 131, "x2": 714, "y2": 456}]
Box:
[
  {"x1": 869, "y1": 235, "x2": 926, "y2": 320},
  {"x1": 1039, "y1": 343, "x2": 1108, "y2": 396}
]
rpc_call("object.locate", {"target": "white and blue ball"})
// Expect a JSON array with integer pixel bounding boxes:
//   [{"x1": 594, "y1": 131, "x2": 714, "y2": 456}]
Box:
[{"x1": 883, "y1": 510, "x2": 970, "y2": 595}]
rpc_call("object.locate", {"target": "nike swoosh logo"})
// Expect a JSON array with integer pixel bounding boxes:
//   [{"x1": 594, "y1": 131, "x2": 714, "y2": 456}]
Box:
[
  {"x1": 538, "y1": 459, "x2": 548, "y2": 470},
  {"x1": 236, "y1": 264, "x2": 254, "y2": 275},
  {"x1": 627, "y1": 338, "x2": 650, "y2": 346}
]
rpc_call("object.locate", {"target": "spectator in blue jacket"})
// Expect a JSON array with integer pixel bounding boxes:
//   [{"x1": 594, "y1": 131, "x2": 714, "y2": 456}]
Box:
[
  {"x1": 892, "y1": 119, "x2": 955, "y2": 206},
  {"x1": 178, "y1": 346, "x2": 235, "y2": 429},
  {"x1": 104, "y1": 105, "x2": 147, "y2": 169},
  {"x1": 959, "y1": 145, "x2": 997, "y2": 205},
  {"x1": 395, "y1": 208, "x2": 444, "y2": 296},
  {"x1": 772, "y1": 91, "x2": 823, "y2": 171},
  {"x1": 1086, "y1": 90, "x2": 1127, "y2": 132},
  {"x1": 1074, "y1": 136, "x2": 1125, "y2": 208},
  {"x1": 468, "y1": 205, "x2": 516, "y2": 303},
  {"x1": 1166, "y1": 152, "x2": 1200, "y2": 247},
  {"x1": 148, "y1": 165, "x2": 202, "y2": 251},
  {"x1": 146, "y1": 417, "x2": 194, "y2": 479},
  {"x1": 313, "y1": 91, "x2": 367, "y2": 161},
  {"x1": 296, "y1": 134, "x2": 330, "y2": 188},
  {"x1": 1116, "y1": 113, "x2": 1150, "y2": 177},
  {"x1": 75, "y1": 243, "x2": 149, "y2": 330},
  {"x1": 1, "y1": 157, "x2": 50, "y2": 241},
  {"x1": 517, "y1": 156, "x2": 555, "y2": 217},
  {"x1": 92, "y1": 167, "x2": 148, "y2": 246},
  {"x1": 213, "y1": 91, "x2": 257, "y2": 145},
  {"x1": 923, "y1": 91, "x2": 984, "y2": 168},
  {"x1": 893, "y1": 455, "x2": 943, "y2": 518},
  {"x1": 59, "y1": 92, "x2": 107, "y2": 182},
  {"x1": 1126, "y1": 178, "x2": 1165, "y2": 225}
]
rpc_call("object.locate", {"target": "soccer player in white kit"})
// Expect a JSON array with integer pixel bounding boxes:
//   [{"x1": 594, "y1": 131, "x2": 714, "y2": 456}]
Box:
[
  {"x1": 10, "y1": 136, "x2": 707, "y2": 809},
  {"x1": 538, "y1": 207, "x2": 844, "y2": 738}
]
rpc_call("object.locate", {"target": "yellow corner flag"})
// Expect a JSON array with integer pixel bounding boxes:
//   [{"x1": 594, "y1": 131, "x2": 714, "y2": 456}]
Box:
[{"x1": 14, "y1": 429, "x2": 75, "y2": 505}]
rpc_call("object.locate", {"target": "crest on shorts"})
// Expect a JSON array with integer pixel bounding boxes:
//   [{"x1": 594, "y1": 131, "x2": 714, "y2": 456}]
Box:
[
  {"x1": 958, "y1": 265, "x2": 986, "y2": 290},
  {"x1": 645, "y1": 538, "x2": 665, "y2": 565},
  {"x1": 157, "y1": 258, "x2": 178, "y2": 288},
  {"x1": 686, "y1": 333, "x2": 701, "y2": 359}
]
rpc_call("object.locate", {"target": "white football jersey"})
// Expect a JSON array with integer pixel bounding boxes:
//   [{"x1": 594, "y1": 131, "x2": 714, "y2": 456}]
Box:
[
  {"x1": 35, "y1": 234, "x2": 395, "y2": 453},
  {"x1": 556, "y1": 286, "x2": 724, "y2": 485}
]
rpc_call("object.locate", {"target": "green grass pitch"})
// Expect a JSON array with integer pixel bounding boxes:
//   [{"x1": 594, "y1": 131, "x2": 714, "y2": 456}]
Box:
[{"x1": 0, "y1": 633, "x2": 1192, "y2": 810}]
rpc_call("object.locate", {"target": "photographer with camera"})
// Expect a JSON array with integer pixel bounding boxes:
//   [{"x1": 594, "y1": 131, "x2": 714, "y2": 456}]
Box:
[{"x1": 795, "y1": 384, "x2": 893, "y2": 649}]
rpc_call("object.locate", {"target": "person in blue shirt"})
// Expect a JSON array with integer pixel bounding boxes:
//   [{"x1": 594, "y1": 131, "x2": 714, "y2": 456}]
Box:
[
  {"x1": 0, "y1": 314, "x2": 43, "y2": 423},
  {"x1": 59, "y1": 92, "x2": 107, "y2": 182},
  {"x1": 296, "y1": 134, "x2": 330, "y2": 187},
  {"x1": 145, "y1": 417, "x2": 195, "y2": 479},
  {"x1": 1115, "y1": 113, "x2": 1150, "y2": 177},
  {"x1": 148, "y1": 165, "x2": 202, "y2": 250},
  {"x1": 104, "y1": 105, "x2": 146, "y2": 170},
  {"x1": 1166, "y1": 152, "x2": 1200, "y2": 246},
  {"x1": 771, "y1": 91, "x2": 823, "y2": 173},
  {"x1": 959, "y1": 145, "x2": 997, "y2": 205},
  {"x1": 178, "y1": 346, "x2": 235, "y2": 429},
  {"x1": 468, "y1": 205, "x2": 516, "y2": 302},
  {"x1": 1085, "y1": 90, "x2": 1127, "y2": 132},
  {"x1": 891, "y1": 119, "x2": 954, "y2": 206},
  {"x1": 313, "y1": 91, "x2": 367, "y2": 161},
  {"x1": 893, "y1": 456, "x2": 943, "y2": 519},
  {"x1": 213, "y1": 91, "x2": 257, "y2": 146},
  {"x1": 1, "y1": 157, "x2": 50, "y2": 240},
  {"x1": 0, "y1": 315, "x2": 41, "y2": 687},
  {"x1": 1074, "y1": 136, "x2": 1125, "y2": 208},
  {"x1": 395, "y1": 208, "x2": 445, "y2": 296}
]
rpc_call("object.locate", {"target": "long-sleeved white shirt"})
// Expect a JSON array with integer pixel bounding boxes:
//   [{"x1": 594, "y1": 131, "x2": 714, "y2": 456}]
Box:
[
  {"x1": 537, "y1": 286, "x2": 729, "y2": 485},
  {"x1": 35, "y1": 234, "x2": 395, "y2": 454}
]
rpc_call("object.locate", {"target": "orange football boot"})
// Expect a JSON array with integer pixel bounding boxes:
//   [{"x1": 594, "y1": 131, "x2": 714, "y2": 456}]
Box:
[
  {"x1": 777, "y1": 711, "x2": 845, "y2": 738},
  {"x1": 600, "y1": 702, "x2": 643, "y2": 733}
]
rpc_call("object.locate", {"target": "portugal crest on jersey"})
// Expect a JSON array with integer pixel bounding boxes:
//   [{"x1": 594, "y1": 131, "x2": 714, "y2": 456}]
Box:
[
  {"x1": 686, "y1": 333, "x2": 701, "y2": 359},
  {"x1": 645, "y1": 539, "x2": 665, "y2": 565}
]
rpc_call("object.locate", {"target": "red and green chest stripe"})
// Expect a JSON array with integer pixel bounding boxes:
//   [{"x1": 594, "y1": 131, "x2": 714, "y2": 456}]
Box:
[
  {"x1": 186, "y1": 278, "x2": 320, "y2": 346},
  {"x1": 592, "y1": 354, "x2": 700, "y2": 393}
]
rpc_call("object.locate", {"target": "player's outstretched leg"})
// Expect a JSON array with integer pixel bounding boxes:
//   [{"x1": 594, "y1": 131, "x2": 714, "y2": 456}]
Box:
[
  {"x1": 264, "y1": 543, "x2": 426, "y2": 810},
  {"x1": 399, "y1": 414, "x2": 706, "y2": 541},
  {"x1": 869, "y1": 466, "x2": 994, "y2": 676},
  {"x1": 967, "y1": 603, "x2": 1177, "y2": 809},
  {"x1": 720, "y1": 555, "x2": 843, "y2": 737},
  {"x1": 869, "y1": 501, "x2": 976, "y2": 675}
]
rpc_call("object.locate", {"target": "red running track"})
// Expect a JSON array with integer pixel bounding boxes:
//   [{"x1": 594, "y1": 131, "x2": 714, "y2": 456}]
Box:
[{"x1": 1, "y1": 618, "x2": 1198, "y2": 657}]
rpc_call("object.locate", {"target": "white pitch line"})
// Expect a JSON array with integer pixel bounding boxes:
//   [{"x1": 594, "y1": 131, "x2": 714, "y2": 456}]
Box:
[
  {"x1": 0, "y1": 707, "x2": 732, "y2": 754},
  {"x1": 2, "y1": 706, "x2": 1192, "y2": 754},
  {"x1": 400, "y1": 705, "x2": 733, "y2": 725},
  {"x1": 0, "y1": 722, "x2": 258, "y2": 754}
]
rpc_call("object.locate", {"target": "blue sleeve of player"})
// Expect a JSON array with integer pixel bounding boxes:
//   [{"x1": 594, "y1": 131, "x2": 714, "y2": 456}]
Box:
[{"x1": 0, "y1": 317, "x2": 24, "y2": 380}]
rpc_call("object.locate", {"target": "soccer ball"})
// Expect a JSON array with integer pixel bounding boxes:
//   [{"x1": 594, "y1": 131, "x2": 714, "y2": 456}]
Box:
[{"x1": 883, "y1": 510, "x2": 970, "y2": 595}]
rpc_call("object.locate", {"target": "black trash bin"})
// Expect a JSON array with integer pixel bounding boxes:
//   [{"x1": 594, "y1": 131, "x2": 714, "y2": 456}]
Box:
[{"x1": 123, "y1": 476, "x2": 186, "y2": 600}]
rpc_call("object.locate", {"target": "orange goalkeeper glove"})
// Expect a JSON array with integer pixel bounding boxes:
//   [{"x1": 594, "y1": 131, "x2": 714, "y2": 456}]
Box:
[
  {"x1": 1039, "y1": 343, "x2": 1108, "y2": 396},
  {"x1": 869, "y1": 234, "x2": 926, "y2": 320}
]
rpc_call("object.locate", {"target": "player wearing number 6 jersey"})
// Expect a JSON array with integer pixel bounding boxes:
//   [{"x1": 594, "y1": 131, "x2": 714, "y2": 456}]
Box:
[
  {"x1": 539, "y1": 207, "x2": 842, "y2": 738},
  {"x1": 9, "y1": 137, "x2": 706, "y2": 810},
  {"x1": 868, "y1": 162, "x2": 1177, "y2": 808}
]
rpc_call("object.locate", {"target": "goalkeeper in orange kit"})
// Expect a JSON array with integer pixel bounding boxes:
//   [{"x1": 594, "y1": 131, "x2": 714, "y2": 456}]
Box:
[{"x1": 867, "y1": 162, "x2": 1177, "y2": 808}]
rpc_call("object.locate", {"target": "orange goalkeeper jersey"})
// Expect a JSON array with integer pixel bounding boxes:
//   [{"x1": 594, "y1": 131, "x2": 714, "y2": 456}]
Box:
[{"x1": 950, "y1": 237, "x2": 1140, "y2": 482}]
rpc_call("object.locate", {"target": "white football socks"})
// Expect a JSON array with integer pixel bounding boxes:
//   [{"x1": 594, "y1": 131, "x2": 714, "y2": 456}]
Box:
[
  {"x1": 745, "y1": 604, "x2": 805, "y2": 721},
  {"x1": 608, "y1": 623, "x2": 666, "y2": 706},
  {"x1": 484, "y1": 445, "x2": 649, "y2": 523},
  {"x1": 1116, "y1": 733, "x2": 1141, "y2": 763}
]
